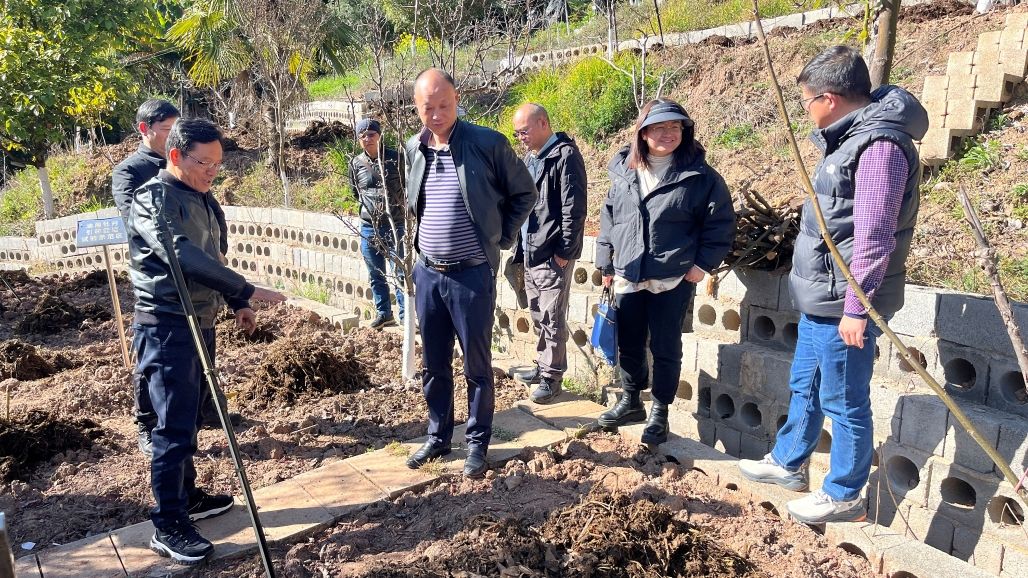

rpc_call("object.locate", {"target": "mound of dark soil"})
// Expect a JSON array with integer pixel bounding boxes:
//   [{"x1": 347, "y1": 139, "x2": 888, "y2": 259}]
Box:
[
  {"x1": 249, "y1": 334, "x2": 368, "y2": 404},
  {"x1": 367, "y1": 488, "x2": 764, "y2": 578},
  {"x1": 292, "y1": 120, "x2": 354, "y2": 149},
  {"x1": 0, "y1": 340, "x2": 59, "y2": 380},
  {"x1": 14, "y1": 292, "x2": 109, "y2": 335},
  {"x1": 0, "y1": 410, "x2": 103, "y2": 482},
  {"x1": 902, "y1": 0, "x2": 974, "y2": 23},
  {"x1": 216, "y1": 316, "x2": 279, "y2": 345}
]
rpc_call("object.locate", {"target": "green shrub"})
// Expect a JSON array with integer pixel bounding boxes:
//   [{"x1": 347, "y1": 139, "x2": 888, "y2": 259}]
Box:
[
  {"x1": 959, "y1": 139, "x2": 1002, "y2": 173},
  {"x1": 657, "y1": 0, "x2": 823, "y2": 33},
  {"x1": 307, "y1": 73, "x2": 362, "y2": 100},
  {"x1": 714, "y1": 123, "x2": 760, "y2": 149},
  {"x1": 496, "y1": 55, "x2": 642, "y2": 145},
  {"x1": 0, "y1": 153, "x2": 108, "y2": 234}
]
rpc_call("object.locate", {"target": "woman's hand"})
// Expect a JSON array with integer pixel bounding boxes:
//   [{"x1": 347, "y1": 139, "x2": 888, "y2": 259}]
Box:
[
  {"x1": 684, "y1": 266, "x2": 706, "y2": 284},
  {"x1": 602, "y1": 275, "x2": 613, "y2": 288}
]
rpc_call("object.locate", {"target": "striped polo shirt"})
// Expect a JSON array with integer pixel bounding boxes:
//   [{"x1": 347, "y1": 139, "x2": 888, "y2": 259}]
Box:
[{"x1": 418, "y1": 147, "x2": 485, "y2": 261}]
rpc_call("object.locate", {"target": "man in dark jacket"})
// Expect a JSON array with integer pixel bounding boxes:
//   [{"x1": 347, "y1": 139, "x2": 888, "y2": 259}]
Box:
[
  {"x1": 349, "y1": 118, "x2": 407, "y2": 328},
  {"x1": 115, "y1": 100, "x2": 240, "y2": 457},
  {"x1": 511, "y1": 103, "x2": 587, "y2": 403},
  {"x1": 128, "y1": 118, "x2": 285, "y2": 564},
  {"x1": 738, "y1": 46, "x2": 928, "y2": 525},
  {"x1": 403, "y1": 68, "x2": 536, "y2": 478},
  {"x1": 113, "y1": 100, "x2": 179, "y2": 219}
]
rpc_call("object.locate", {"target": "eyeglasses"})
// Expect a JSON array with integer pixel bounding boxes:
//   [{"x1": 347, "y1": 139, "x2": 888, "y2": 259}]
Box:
[
  {"x1": 800, "y1": 93, "x2": 828, "y2": 111},
  {"x1": 185, "y1": 152, "x2": 223, "y2": 172},
  {"x1": 512, "y1": 128, "x2": 531, "y2": 137},
  {"x1": 645, "y1": 123, "x2": 682, "y2": 135}
]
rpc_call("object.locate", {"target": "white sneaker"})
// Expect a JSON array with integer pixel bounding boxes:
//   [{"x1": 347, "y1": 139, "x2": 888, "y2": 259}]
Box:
[
  {"x1": 786, "y1": 490, "x2": 865, "y2": 524},
  {"x1": 738, "y1": 454, "x2": 808, "y2": 491}
]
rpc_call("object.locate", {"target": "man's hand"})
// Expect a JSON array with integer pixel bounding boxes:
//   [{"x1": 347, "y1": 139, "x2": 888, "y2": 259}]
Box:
[
  {"x1": 602, "y1": 274, "x2": 613, "y2": 288},
  {"x1": 235, "y1": 308, "x2": 257, "y2": 334},
  {"x1": 251, "y1": 287, "x2": 286, "y2": 303},
  {"x1": 839, "y1": 316, "x2": 867, "y2": 349},
  {"x1": 684, "y1": 265, "x2": 706, "y2": 284},
  {"x1": 554, "y1": 255, "x2": 569, "y2": 269}
]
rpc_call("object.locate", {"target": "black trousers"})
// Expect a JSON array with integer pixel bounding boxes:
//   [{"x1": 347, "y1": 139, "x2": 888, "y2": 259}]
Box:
[{"x1": 614, "y1": 281, "x2": 695, "y2": 405}]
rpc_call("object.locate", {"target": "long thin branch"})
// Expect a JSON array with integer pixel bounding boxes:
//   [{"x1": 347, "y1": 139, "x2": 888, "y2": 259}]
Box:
[{"x1": 751, "y1": 1, "x2": 1028, "y2": 506}]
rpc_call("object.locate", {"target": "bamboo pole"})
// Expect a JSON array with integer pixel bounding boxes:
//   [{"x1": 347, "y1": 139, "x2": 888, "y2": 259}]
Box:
[{"x1": 750, "y1": 1, "x2": 1028, "y2": 505}]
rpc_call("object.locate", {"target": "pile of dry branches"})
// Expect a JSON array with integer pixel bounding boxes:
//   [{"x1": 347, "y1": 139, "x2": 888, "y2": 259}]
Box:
[{"x1": 720, "y1": 181, "x2": 801, "y2": 273}]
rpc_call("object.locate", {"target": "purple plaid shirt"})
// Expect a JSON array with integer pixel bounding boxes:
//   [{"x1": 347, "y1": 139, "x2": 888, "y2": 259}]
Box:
[{"x1": 844, "y1": 140, "x2": 909, "y2": 318}]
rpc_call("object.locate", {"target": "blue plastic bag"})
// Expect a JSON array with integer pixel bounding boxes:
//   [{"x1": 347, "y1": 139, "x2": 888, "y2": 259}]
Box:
[{"x1": 591, "y1": 287, "x2": 617, "y2": 366}]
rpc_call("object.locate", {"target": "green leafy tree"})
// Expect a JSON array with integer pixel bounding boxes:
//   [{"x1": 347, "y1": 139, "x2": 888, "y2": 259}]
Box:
[{"x1": 0, "y1": 0, "x2": 158, "y2": 218}]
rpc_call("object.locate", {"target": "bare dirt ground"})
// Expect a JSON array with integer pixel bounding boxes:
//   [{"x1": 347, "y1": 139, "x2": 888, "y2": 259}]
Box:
[
  {"x1": 205, "y1": 435, "x2": 871, "y2": 578},
  {"x1": 0, "y1": 270, "x2": 525, "y2": 553}
]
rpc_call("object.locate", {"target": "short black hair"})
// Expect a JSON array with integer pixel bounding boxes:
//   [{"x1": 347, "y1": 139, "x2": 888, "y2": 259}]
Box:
[
  {"x1": 796, "y1": 46, "x2": 872, "y2": 102},
  {"x1": 166, "y1": 118, "x2": 222, "y2": 155},
  {"x1": 135, "y1": 99, "x2": 180, "y2": 128},
  {"x1": 415, "y1": 67, "x2": 456, "y2": 88}
]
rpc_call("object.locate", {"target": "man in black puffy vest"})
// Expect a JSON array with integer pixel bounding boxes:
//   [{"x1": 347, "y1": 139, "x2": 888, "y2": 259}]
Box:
[{"x1": 738, "y1": 46, "x2": 928, "y2": 524}]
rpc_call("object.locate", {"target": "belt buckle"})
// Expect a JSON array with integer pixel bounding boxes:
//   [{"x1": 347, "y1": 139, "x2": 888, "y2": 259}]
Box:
[{"x1": 427, "y1": 258, "x2": 452, "y2": 273}]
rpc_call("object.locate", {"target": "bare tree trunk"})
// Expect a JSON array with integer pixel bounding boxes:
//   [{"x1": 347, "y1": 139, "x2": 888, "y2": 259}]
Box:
[
  {"x1": 274, "y1": 99, "x2": 290, "y2": 207},
  {"x1": 958, "y1": 185, "x2": 1028, "y2": 394},
  {"x1": 36, "y1": 163, "x2": 55, "y2": 219},
  {"x1": 868, "y1": 0, "x2": 900, "y2": 89},
  {"x1": 653, "y1": 0, "x2": 664, "y2": 44}
]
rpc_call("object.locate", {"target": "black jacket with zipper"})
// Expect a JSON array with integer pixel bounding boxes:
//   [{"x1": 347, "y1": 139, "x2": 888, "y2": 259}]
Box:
[
  {"x1": 513, "y1": 132, "x2": 588, "y2": 268},
  {"x1": 348, "y1": 147, "x2": 406, "y2": 225},
  {"x1": 404, "y1": 120, "x2": 537, "y2": 271},
  {"x1": 113, "y1": 144, "x2": 164, "y2": 220},
  {"x1": 595, "y1": 146, "x2": 736, "y2": 282},
  {"x1": 128, "y1": 170, "x2": 253, "y2": 328}
]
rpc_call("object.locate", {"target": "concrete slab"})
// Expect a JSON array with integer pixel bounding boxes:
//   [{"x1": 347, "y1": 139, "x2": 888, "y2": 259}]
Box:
[
  {"x1": 518, "y1": 398, "x2": 606, "y2": 432},
  {"x1": 345, "y1": 443, "x2": 455, "y2": 498},
  {"x1": 247, "y1": 478, "x2": 336, "y2": 542},
  {"x1": 37, "y1": 534, "x2": 124, "y2": 578},
  {"x1": 14, "y1": 554, "x2": 42, "y2": 578},
  {"x1": 290, "y1": 459, "x2": 387, "y2": 516},
  {"x1": 485, "y1": 408, "x2": 566, "y2": 461}
]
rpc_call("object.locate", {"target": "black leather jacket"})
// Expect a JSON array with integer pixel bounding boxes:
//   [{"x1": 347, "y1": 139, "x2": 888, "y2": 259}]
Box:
[
  {"x1": 128, "y1": 170, "x2": 253, "y2": 327},
  {"x1": 405, "y1": 120, "x2": 537, "y2": 270},
  {"x1": 513, "y1": 132, "x2": 588, "y2": 268},
  {"x1": 113, "y1": 145, "x2": 164, "y2": 220},
  {"x1": 348, "y1": 147, "x2": 405, "y2": 225}
]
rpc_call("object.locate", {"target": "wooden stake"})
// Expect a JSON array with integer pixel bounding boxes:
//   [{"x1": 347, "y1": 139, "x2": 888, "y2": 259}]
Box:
[
  {"x1": 751, "y1": 0, "x2": 1028, "y2": 506},
  {"x1": 103, "y1": 246, "x2": 131, "y2": 369}
]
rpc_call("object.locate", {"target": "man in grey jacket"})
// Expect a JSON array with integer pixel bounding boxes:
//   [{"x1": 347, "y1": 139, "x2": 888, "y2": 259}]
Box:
[
  {"x1": 403, "y1": 68, "x2": 536, "y2": 477},
  {"x1": 511, "y1": 103, "x2": 587, "y2": 403},
  {"x1": 128, "y1": 118, "x2": 285, "y2": 564}
]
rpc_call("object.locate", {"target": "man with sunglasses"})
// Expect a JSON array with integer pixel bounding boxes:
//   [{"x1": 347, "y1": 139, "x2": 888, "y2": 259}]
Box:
[
  {"x1": 738, "y1": 46, "x2": 927, "y2": 524},
  {"x1": 403, "y1": 68, "x2": 536, "y2": 478},
  {"x1": 127, "y1": 118, "x2": 285, "y2": 563},
  {"x1": 349, "y1": 118, "x2": 406, "y2": 329}
]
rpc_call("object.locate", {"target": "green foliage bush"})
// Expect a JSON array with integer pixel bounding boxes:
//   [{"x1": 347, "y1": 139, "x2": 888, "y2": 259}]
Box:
[
  {"x1": 0, "y1": 154, "x2": 110, "y2": 235},
  {"x1": 496, "y1": 56, "x2": 642, "y2": 145},
  {"x1": 307, "y1": 72, "x2": 361, "y2": 100},
  {"x1": 658, "y1": 0, "x2": 824, "y2": 32}
]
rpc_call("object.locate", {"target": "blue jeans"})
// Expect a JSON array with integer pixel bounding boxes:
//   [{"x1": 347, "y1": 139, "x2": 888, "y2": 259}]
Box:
[
  {"x1": 360, "y1": 222, "x2": 405, "y2": 320},
  {"x1": 413, "y1": 261, "x2": 496, "y2": 449},
  {"x1": 770, "y1": 313, "x2": 882, "y2": 501},
  {"x1": 133, "y1": 316, "x2": 214, "y2": 530}
]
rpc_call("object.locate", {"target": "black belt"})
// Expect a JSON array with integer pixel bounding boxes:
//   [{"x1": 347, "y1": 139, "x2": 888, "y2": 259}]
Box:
[{"x1": 421, "y1": 255, "x2": 488, "y2": 273}]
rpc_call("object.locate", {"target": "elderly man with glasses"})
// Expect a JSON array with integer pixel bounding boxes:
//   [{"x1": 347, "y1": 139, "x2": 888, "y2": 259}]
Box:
[{"x1": 349, "y1": 118, "x2": 407, "y2": 329}]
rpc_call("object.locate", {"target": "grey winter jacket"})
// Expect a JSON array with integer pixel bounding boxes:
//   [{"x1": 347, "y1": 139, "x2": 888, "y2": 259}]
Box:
[
  {"x1": 348, "y1": 147, "x2": 406, "y2": 225},
  {"x1": 513, "y1": 132, "x2": 588, "y2": 267},
  {"x1": 113, "y1": 145, "x2": 164, "y2": 220},
  {"x1": 128, "y1": 170, "x2": 253, "y2": 328},
  {"x1": 596, "y1": 146, "x2": 736, "y2": 282},
  {"x1": 405, "y1": 120, "x2": 537, "y2": 271},
  {"x1": 789, "y1": 85, "x2": 928, "y2": 318}
]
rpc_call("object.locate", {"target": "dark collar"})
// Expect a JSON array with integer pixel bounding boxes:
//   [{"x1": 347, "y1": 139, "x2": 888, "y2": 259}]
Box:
[{"x1": 137, "y1": 144, "x2": 165, "y2": 163}]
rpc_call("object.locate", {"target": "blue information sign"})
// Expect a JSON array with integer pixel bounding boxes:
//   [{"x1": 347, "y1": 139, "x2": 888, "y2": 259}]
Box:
[{"x1": 76, "y1": 217, "x2": 128, "y2": 248}]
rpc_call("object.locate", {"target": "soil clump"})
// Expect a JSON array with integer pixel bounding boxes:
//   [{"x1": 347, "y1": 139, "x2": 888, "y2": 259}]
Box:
[
  {"x1": 14, "y1": 291, "x2": 109, "y2": 335},
  {"x1": 0, "y1": 340, "x2": 73, "y2": 380},
  {"x1": 0, "y1": 410, "x2": 103, "y2": 482}
]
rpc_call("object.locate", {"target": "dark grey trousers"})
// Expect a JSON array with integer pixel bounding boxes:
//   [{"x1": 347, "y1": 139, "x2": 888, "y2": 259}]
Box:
[{"x1": 524, "y1": 258, "x2": 575, "y2": 382}]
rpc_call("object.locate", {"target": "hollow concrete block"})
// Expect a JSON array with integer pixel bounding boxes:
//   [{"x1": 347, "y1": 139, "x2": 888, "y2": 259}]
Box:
[
  {"x1": 926, "y1": 457, "x2": 997, "y2": 527},
  {"x1": 900, "y1": 394, "x2": 948, "y2": 457},
  {"x1": 951, "y1": 526, "x2": 1004, "y2": 576},
  {"x1": 879, "y1": 440, "x2": 934, "y2": 508},
  {"x1": 993, "y1": 413, "x2": 1028, "y2": 484},
  {"x1": 744, "y1": 305, "x2": 799, "y2": 350},
  {"x1": 944, "y1": 404, "x2": 1002, "y2": 475},
  {"x1": 936, "y1": 340, "x2": 991, "y2": 405},
  {"x1": 935, "y1": 293, "x2": 1028, "y2": 357},
  {"x1": 986, "y1": 357, "x2": 1028, "y2": 419},
  {"x1": 738, "y1": 347, "x2": 792, "y2": 405}
]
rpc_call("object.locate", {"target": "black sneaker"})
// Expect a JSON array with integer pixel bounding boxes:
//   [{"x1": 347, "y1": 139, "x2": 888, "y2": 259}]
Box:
[
  {"x1": 137, "y1": 423, "x2": 154, "y2": 459},
  {"x1": 513, "y1": 367, "x2": 540, "y2": 386},
  {"x1": 530, "y1": 379, "x2": 562, "y2": 404},
  {"x1": 370, "y1": 314, "x2": 397, "y2": 329},
  {"x1": 187, "y1": 489, "x2": 234, "y2": 521},
  {"x1": 150, "y1": 521, "x2": 214, "y2": 565}
]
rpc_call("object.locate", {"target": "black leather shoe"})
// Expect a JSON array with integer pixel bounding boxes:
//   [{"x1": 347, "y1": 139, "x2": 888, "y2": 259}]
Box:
[
  {"x1": 641, "y1": 401, "x2": 670, "y2": 446},
  {"x1": 406, "y1": 441, "x2": 451, "y2": 469},
  {"x1": 597, "y1": 391, "x2": 647, "y2": 427},
  {"x1": 463, "y1": 446, "x2": 488, "y2": 478}
]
